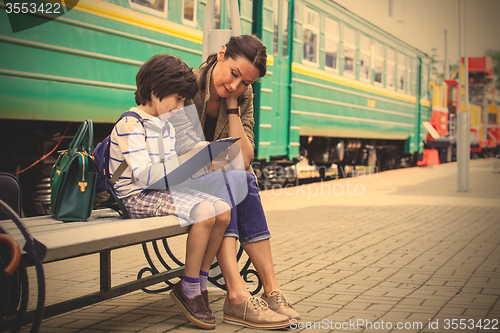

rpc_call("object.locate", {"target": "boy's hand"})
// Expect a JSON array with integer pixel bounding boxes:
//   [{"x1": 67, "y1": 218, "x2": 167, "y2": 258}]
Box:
[
  {"x1": 178, "y1": 141, "x2": 209, "y2": 164},
  {"x1": 194, "y1": 141, "x2": 209, "y2": 150}
]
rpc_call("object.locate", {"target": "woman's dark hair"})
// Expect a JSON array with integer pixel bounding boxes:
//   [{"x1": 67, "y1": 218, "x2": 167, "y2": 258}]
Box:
[
  {"x1": 199, "y1": 35, "x2": 267, "y2": 92},
  {"x1": 135, "y1": 54, "x2": 198, "y2": 106}
]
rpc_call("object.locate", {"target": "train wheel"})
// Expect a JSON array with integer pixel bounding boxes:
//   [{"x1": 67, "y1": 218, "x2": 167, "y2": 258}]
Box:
[
  {"x1": 336, "y1": 164, "x2": 347, "y2": 178},
  {"x1": 318, "y1": 164, "x2": 327, "y2": 178}
]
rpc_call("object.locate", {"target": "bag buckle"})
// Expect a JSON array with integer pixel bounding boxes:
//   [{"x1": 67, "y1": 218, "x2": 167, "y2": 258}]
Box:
[{"x1": 78, "y1": 181, "x2": 88, "y2": 192}]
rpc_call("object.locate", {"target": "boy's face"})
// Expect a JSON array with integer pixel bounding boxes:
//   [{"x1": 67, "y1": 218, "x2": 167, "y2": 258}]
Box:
[{"x1": 151, "y1": 93, "x2": 185, "y2": 120}]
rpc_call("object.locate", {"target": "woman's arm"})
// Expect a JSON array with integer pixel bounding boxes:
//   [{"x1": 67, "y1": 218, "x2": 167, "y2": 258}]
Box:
[{"x1": 226, "y1": 86, "x2": 255, "y2": 170}]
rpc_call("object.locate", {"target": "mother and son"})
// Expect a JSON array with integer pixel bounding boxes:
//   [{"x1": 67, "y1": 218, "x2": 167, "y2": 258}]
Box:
[{"x1": 109, "y1": 34, "x2": 300, "y2": 329}]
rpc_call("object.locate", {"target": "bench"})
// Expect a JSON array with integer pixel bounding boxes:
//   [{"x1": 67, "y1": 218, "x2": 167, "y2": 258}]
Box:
[{"x1": 0, "y1": 203, "x2": 261, "y2": 332}]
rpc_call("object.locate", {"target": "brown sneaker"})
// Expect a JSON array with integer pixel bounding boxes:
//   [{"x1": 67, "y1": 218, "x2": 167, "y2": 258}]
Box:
[
  {"x1": 170, "y1": 282, "x2": 216, "y2": 329},
  {"x1": 223, "y1": 296, "x2": 290, "y2": 329},
  {"x1": 201, "y1": 290, "x2": 215, "y2": 320},
  {"x1": 261, "y1": 290, "x2": 300, "y2": 321}
]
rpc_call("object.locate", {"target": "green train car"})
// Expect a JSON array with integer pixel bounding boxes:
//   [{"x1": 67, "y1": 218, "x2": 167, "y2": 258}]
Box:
[
  {"x1": 252, "y1": 0, "x2": 431, "y2": 183},
  {"x1": 0, "y1": 0, "x2": 431, "y2": 214}
]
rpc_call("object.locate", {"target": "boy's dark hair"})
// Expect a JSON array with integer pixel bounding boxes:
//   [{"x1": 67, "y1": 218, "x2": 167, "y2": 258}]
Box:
[{"x1": 135, "y1": 54, "x2": 198, "y2": 106}]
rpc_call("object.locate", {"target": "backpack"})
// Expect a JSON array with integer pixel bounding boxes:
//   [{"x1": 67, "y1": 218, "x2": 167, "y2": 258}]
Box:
[{"x1": 93, "y1": 111, "x2": 143, "y2": 216}]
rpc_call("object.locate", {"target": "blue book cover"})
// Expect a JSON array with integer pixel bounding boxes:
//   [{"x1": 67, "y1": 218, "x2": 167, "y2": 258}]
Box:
[{"x1": 147, "y1": 137, "x2": 240, "y2": 189}]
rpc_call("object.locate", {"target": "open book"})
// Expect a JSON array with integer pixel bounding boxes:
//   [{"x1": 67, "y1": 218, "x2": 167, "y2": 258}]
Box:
[{"x1": 146, "y1": 137, "x2": 240, "y2": 189}]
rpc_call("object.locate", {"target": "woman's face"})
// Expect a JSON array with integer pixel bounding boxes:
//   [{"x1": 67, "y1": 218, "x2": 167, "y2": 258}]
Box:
[{"x1": 211, "y1": 48, "x2": 260, "y2": 99}]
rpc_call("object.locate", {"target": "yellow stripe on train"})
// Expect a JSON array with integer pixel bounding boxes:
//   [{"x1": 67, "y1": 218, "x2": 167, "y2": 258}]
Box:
[
  {"x1": 291, "y1": 62, "x2": 418, "y2": 104},
  {"x1": 65, "y1": 0, "x2": 203, "y2": 44}
]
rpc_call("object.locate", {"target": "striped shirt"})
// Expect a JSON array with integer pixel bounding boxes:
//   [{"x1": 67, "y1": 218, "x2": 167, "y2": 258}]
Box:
[{"x1": 110, "y1": 107, "x2": 180, "y2": 198}]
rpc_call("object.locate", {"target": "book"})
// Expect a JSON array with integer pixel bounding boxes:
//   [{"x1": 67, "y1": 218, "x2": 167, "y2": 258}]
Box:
[{"x1": 146, "y1": 137, "x2": 240, "y2": 189}]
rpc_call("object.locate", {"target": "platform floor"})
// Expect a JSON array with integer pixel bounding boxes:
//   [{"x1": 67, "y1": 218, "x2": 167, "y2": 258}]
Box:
[{"x1": 17, "y1": 158, "x2": 500, "y2": 332}]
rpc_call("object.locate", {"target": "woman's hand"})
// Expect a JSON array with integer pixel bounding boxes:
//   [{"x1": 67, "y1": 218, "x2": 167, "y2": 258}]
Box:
[{"x1": 225, "y1": 95, "x2": 239, "y2": 109}]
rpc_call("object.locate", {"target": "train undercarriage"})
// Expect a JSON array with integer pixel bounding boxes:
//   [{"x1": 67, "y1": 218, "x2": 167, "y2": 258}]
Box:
[{"x1": 253, "y1": 135, "x2": 416, "y2": 189}]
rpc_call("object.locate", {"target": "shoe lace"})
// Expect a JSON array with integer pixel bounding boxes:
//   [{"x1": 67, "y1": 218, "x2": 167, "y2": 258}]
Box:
[
  {"x1": 269, "y1": 290, "x2": 294, "y2": 308},
  {"x1": 245, "y1": 296, "x2": 269, "y2": 317}
]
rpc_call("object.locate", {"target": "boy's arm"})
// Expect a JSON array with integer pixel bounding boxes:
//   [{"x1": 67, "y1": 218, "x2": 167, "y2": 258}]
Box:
[
  {"x1": 169, "y1": 105, "x2": 202, "y2": 156},
  {"x1": 114, "y1": 118, "x2": 179, "y2": 188}
]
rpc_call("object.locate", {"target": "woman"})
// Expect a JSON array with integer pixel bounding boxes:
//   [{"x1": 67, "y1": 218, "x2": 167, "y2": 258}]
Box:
[{"x1": 191, "y1": 35, "x2": 301, "y2": 329}]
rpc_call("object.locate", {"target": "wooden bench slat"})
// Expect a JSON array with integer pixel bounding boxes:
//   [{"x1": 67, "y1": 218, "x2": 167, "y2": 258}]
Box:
[{"x1": 0, "y1": 210, "x2": 191, "y2": 263}]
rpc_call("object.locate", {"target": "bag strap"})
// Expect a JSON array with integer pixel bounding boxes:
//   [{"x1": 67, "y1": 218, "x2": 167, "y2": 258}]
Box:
[
  {"x1": 108, "y1": 111, "x2": 144, "y2": 185},
  {"x1": 68, "y1": 121, "x2": 87, "y2": 156},
  {"x1": 92, "y1": 158, "x2": 129, "y2": 218},
  {"x1": 94, "y1": 111, "x2": 143, "y2": 218},
  {"x1": 68, "y1": 120, "x2": 94, "y2": 156},
  {"x1": 109, "y1": 161, "x2": 128, "y2": 184},
  {"x1": 86, "y1": 119, "x2": 94, "y2": 153}
]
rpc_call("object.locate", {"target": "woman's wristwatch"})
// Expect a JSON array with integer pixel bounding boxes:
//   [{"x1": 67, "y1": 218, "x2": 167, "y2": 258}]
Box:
[{"x1": 226, "y1": 107, "x2": 240, "y2": 116}]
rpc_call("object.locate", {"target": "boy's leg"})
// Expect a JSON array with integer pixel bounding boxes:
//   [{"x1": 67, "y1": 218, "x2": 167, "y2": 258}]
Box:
[
  {"x1": 200, "y1": 200, "x2": 231, "y2": 272},
  {"x1": 184, "y1": 201, "x2": 216, "y2": 278},
  {"x1": 199, "y1": 200, "x2": 231, "y2": 319}
]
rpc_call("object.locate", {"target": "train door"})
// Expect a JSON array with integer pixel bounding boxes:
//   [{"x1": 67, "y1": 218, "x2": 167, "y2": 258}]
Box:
[{"x1": 267, "y1": 0, "x2": 291, "y2": 158}]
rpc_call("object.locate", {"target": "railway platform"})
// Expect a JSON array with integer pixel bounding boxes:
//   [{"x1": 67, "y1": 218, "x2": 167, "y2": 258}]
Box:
[{"x1": 16, "y1": 158, "x2": 500, "y2": 332}]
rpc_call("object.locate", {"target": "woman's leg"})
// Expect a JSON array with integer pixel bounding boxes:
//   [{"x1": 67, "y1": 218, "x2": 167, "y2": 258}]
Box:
[
  {"x1": 217, "y1": 236, "x2": 292, "y2": 328},
  {"x1": 216, "y1": 236, "x2": 252, "y2": 304},
  {"x1": 241, "y1": 239, "x2": 280, "y2": 296},
  {"x1": 216, "y1": 237, "x2": 279, "y2": 302}
]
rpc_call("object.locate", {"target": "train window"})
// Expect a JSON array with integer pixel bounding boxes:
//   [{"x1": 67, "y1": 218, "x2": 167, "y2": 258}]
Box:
[
  {"x1": 373, "y1": 41, "x2": 384, "y2": 85},
  {"x1": 386, "y1": 48, "x2": 395, "y2": 89},
  {"x1": 324, "y1": 18, "x2": 339, "y2": 71},
  {"x1": 212, "y1": 0, "x2": 221, "y2": 29},
  {"x1": 303, "y1": 7, "x2": 319, "y2": 65},
  {"x1": 406, "y1": 57, "x2": 411, "y2": 94},
  {"x1": 410, "y1": 58, "x2": 416, "y2": 95},
  {"x1": 273, "y1": 0, "x2": 279, "y2": 55},
  {"x1": 343, "y1": 26, "x2": 356, "y2": 76},
  {"x1": 421, "y1": 63, "x2": 428, "y2": 99},
  {"x1": 182, "y1": 0, "x2": 197, "y2": 25},
  {"x1": 488, "y1": 113, "x2": 497, "y2": 124},
  {"x1": 130, "y1": 0, "x2": 166, "y2": 16},
  {"x1": 282, "y1": 0, "x2": 289, "y2": 57},
  {"x1": 397, "y1": 53, "x2": 406, "y2": 92},
  {"x1": 359, "y1": 34, "x2": 371, "y2": 82}
]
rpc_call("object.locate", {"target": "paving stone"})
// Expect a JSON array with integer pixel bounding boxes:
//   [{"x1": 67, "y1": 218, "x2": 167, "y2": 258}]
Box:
[{"x1": 13, "y1": 159, "x2": 500, "y2": 332}]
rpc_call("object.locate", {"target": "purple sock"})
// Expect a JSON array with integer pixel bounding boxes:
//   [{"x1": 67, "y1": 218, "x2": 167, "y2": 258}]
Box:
[
  {"x1": 182, "y1": 275, "x2": 200, "y2": 299},
  {"x1": 200, "y1": 270, "x2": 209, "y2": 292}
]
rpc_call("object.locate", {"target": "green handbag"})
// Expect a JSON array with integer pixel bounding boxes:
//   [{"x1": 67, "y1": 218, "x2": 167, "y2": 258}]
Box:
[{"x1": 50, "y1": 120, "x2": 97, "y2": 222}]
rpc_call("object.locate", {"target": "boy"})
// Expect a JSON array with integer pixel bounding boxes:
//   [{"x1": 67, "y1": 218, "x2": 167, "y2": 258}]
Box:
[{"x1": 110, "y1": 54, "x2": 230, "y2": 329}]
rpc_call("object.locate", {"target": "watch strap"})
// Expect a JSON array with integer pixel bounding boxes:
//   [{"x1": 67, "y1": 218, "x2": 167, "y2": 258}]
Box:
[{"x1": 226, "y1": 107, "x2": 240, "y2": 116}]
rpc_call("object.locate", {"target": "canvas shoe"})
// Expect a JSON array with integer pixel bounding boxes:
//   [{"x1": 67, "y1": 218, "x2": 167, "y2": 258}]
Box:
[
  {"x1": 170, "y1": 281, "x2": 216, "y2": 330},
  {"x1": 223, "y1": 296, "x2": 290, "y2": 329},
  {"x1": 261, "y1": 290, "x2": 300, "y2": 320}
]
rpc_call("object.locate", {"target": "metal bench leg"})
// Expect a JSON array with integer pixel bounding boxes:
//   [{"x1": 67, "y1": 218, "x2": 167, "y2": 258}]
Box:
[
  {"x1": 138, "y1": 238, "x2": 262, "y2": 295},
  {"x1": 100, "y1": 250, "x2": 111, "y2": 292}
]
